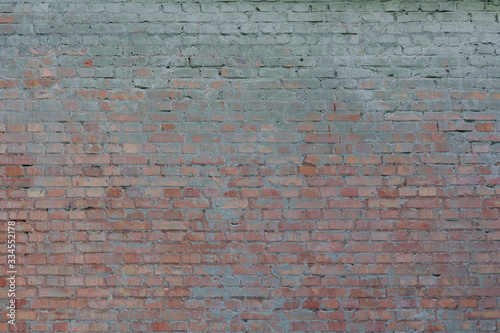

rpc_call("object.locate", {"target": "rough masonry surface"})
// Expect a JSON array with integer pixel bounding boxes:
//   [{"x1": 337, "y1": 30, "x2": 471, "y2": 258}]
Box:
[{"x1": 0, "y1": 0, "x2": 500, "y2": 332}]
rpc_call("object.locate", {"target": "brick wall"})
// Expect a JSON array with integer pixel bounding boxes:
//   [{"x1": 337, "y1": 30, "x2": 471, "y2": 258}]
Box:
[{"x1": 1, "y1": 1, "x2": 500, "y2": 332}]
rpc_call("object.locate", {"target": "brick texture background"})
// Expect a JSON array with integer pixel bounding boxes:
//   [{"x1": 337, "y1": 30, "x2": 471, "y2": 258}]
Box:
[{"x1": 1, "y1": 0, "x2": 500, "y2": 332}]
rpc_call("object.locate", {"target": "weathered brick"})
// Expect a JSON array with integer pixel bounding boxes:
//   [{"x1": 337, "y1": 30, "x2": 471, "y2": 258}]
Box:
[{"x1": 1, "y1": 1, "x2": 499, "y2": 331}]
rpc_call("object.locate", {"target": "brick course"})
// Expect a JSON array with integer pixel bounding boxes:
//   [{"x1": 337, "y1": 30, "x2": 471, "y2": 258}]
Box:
[{"x1": 1, "y1": 0, "x2": 500, "y2": 332}]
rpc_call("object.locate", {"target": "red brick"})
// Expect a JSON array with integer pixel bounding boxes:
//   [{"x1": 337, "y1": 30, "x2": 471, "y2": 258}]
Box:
[
  {"x1": 298, "y1": 165, "x2": 316, "y2": 175},
  {"x1": 451, "y1": 91, "x2": 488, "y2": 99},
  {"x1": 107, "y1": 91, "x2": 144, "y2": 100},
  {"x1": 112, "y1": 155, "x2": 147, "y2": 164},
  {"x1": 164, "y1": 188, "x2": 182, "y2": 197},
  {"x1": 149, "y1": 133, "x2": 185, "y2": 142},
  {"x1": 151, "y1": 322, "x2": 170, "y2": 332},
  {"x1": 476, "y1": 123, "x2": 495, "y2": 132}
]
